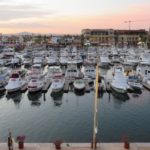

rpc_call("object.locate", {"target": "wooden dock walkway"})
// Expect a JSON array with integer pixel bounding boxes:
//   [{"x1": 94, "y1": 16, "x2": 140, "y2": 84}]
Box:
[
  {"x1": 42, "y1": 79, "x2": 52, "y2": 92},
  {"x1": 21, "y1": 83, "x2": 28, "y2": 92},
  {"x1": 0, "y1": 143, "x2": 150, "y2": 150}
]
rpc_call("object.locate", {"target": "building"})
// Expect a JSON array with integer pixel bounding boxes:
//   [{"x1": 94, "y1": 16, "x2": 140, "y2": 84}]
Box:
[
  {"x1": 114, "y1": 29, "x2": 147, "y2": 47},
  {"x1": 147, "y1": 28, "x2": 150, "y2": 49},
  {"x1": 82, "y1": 29, "x2": 148, "y2": 47},
  {"x1": 82, "y1": 29, "x2": 114, "y2": 46}
]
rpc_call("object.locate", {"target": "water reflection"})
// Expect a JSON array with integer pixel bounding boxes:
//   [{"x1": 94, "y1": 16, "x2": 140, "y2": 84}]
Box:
[
  {"x1": 0, "y1": 91, "x2": 6, "y2": 99},
  {"x1": 27, "y1": 92, "x2": 42, "y2": 106},
  {"x1": 111, "y1": 90, "x2": 129, "y2": 102},
  {"x1": 6, "y1": 91, "x2": 22, "y2": 107},
  {"x1": 51, "y1": 91, "x2": 63, "y2": 106},
  {"x1": 74, "y1": 90, "x2": 85, "y2": 96}
]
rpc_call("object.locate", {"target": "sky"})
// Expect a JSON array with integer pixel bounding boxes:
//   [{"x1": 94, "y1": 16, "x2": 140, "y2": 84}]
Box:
[{"x1": 0, "y1": 0, "x2": 150, "y2": 34}]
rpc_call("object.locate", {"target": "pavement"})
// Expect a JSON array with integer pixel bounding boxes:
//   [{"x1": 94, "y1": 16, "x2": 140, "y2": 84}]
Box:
[{"x1": 0, "y1": 143, "x2": 150, "y2": 150}]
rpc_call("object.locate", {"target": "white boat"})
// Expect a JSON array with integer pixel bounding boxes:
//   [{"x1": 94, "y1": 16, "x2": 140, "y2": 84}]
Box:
[
  {"x1": 136, "y1": 63, "x2": 150, "y2": 79},
  {"x1": 59, "y1": 56, "x2": 68, "y2": 66},
  {"x1": 11, "y1": 57, "x2": 21, "y2": 66},
  {"x1": 99, "y1": 56, "x2": 110, "y2": 68},
  {"x1": 139, "y1": 53, "x2": 150, "y2": 65},
  {"x1": 0, "y1": 68, "x2": 10, "y2": 91},
  {"x1": 142, "y1": 78, "x2": 150, "y2": 90},
  {"x1": 124, "y1": 55, "x2": 139, "y2": 66},
  {"x1": 5, "y1": 72, "x2": 26, "y2": 92},
  {"x1": 28, "y1": 77, "x2": 43, "y2": 93},
  {"x1": 27, "y1": 64, "x2": 44, "y2": 80},
  {"x1": 3, "y1": 47, "x2": 15, "y2": 57},
  {"x1": 111, "y1": 66, "x2": 129, "y2": 93},
  {"x1": 51, "y1": 75, "x2": 65, "y2": 92},
  {"x1": 73, "y1": 79, "x2": 85, "y2": 91},
  {"x1": 127, "y1": 75, "x2": 143, "y2": 90},
  {"x1": 47, "y1": 56, "x2": 57, "y2": 66},
  {"x1": 81, "y1": 65, "x2": 96, "y2": 79},
  {"x1": 65, "y1": 65, "x2": 79, "y2": 78},
  {"x1": 23, "y1": 58, "x2": 32, "y2": 66},
  {"x1": 46, "y1": 66, "x2": 63, "y2": 80}
]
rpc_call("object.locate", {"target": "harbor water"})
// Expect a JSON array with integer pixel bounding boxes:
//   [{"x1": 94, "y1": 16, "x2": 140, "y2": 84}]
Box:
[{"x1": 0, "y1": 68, "x2": 150, "y2": 143}]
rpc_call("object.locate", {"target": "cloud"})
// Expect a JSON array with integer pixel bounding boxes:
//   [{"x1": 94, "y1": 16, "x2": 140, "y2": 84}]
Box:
[{"x1": 0, "y1": 4, "x2": 55, "y2": 21}]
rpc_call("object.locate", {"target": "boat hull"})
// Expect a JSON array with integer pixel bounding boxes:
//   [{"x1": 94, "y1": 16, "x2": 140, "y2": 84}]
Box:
[{"x1": 111, "y1": 84, "x2": 127, "y2": 94}]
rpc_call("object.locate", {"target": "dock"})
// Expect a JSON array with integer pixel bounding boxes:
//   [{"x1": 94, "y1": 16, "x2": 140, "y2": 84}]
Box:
[
  {"x1": 63, "y1": 80, "x2": 70, "y2": 93},
  {"x1": 42, "y1": 79, "x2": 52, "y2": 93},
  {"x1": 21, "y1": 83, "x2": 28, "y2": 92},
  {"x1": 0, "y1": 143, "x2": 150, "y2": 150},
  {"x1": 64, "y1": 77, "x2": 75, "y2": 93},
  {"x1": 84, "y1": 79, "x2": 91, "y2": 92}
]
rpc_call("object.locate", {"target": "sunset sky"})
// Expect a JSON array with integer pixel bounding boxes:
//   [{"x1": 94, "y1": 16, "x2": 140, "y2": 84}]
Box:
[{"x1": 0, "y1": 0, "x2": 150, "y2": 34}]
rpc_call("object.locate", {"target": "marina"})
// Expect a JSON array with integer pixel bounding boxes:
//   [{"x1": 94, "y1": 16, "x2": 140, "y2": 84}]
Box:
[{"x1": 0, "y1": 46, "x2": 150, "y2": 143}]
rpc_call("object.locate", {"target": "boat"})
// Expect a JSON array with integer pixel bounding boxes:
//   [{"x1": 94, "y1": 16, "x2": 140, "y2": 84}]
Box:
[
  {"x1": 27, "y1": 64, "x2": 44, "y2": 80},
  {"x1": 5, "y1": 72, "x2": 26, "y2": 92},
  {"x1": 51, "y1": 74, "x2": 65, "y2": 92},
  {"x1": 81, "y1": 65, "x2": 96, "y2": 79},
  {"x1": 11, "y1": 57, "x2": 21, "y2": 67},
  {"x1": 99, "y1": 56, "x2": 110, "y2": 69},
  {"x1": 73, "y1": 79, "x2": 85, "y2": 91},
  {"x1": 142, "y1": 78, "x2": 150, "y2": 90},
  {"x1": 127, "y1": 75, "x2": 143, "y2": 90},
  {"x1": 46, "y1": 66, "x2": 63, "y2": 80},
  {"x1": 111, "y1": 66, "x2": 129, "y2": 93},
  {"x1": 124, "y1": 55, "x2": 139, "y2": 66},
  {"x1": 23, "y1": 58, "x2": 32, "y2": 67},
  {"x1": 0, "y1": 68, "x2": 10, "y2": 91},
  {"x1": 47, "y1": 56, "x2": 57, "y2": 66},
  {"x1": 139, "y1": 53, "x2": 150, "y2": 65},
  {"x1": 65, "y1": 65, "x2": 79, "y2": 78},
  {"x1": 28, "y1": 77, "x2": 44, "y2": 93}
]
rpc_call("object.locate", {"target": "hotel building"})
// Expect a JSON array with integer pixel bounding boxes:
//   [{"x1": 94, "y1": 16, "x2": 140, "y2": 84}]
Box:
[{"x1": 82, "y1": 29, "x2": 147, "y2": 47}]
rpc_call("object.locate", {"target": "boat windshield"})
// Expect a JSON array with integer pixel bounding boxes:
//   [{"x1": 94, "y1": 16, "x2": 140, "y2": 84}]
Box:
[{"x1": 11, "y1": 73, "x2": 19, "y2": 78}]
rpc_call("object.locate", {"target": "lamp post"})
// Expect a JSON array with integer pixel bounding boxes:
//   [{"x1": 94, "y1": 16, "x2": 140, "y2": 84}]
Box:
[{"x1": 92, "y1": 60, "x2": 99, "y2": 149}]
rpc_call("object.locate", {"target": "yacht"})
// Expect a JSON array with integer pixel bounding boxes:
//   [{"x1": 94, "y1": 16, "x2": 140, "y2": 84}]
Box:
[
  {"x1": 142, "y1": 78, "x2": 150, "y2": 90},
  {"x1": 127, "y1": 75, "x2": 143, "y2": 90},
  {"x1": 23, "y1": 58, "x2": 32, "y2": 67},
  {"x1": 59, "y1": 56, "x2": 68, "y2": 66},
  {"x1": 124, "y1": 55, "x2": 139, "y2": 66},
  {"x1": 139, "y1": 53, "x2": 150, "y2": 65},
  {"x1": 81, "y1": 65, "x2": 96, "y2": 79},
  {"x1": 11, "y1": 57, "x2": 21, "y2": 67},
  {"x1": 27, "y1": 64, "x2": 44, "y2": 80},
  {"x1": 47, "y1": 56, "x2": 57, "y2": 66},
  {"x1": 73, "y1": 79, "x2": 85, "y2": 91},
  {"x1": 136, "y1": 63, "x2": 150, "y2": 90},
  {"x1": 28, "y1": 77, "x2": 44, "y2": 93},
  {"x1": 99, "y1": 56, "x2": 110, "y2": 68},
  {"x1": 51, "y1": 74, "x2": 65, "y2": 92},
  {"x1": 46, "y1": 66, "x2": 63, "y2": 80},
  {"x1": 5, "y1": 72, "x2": 26, "y2": 92},
  {"x1": 111, "y1": 66, "x2": 129, "y2": 93},
  {"x1": 0, "y1": 67, "x2": 10, "y2": 91},
  {"x1": 65, "y1": 65, "x2": 79, "y2": 78}
]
